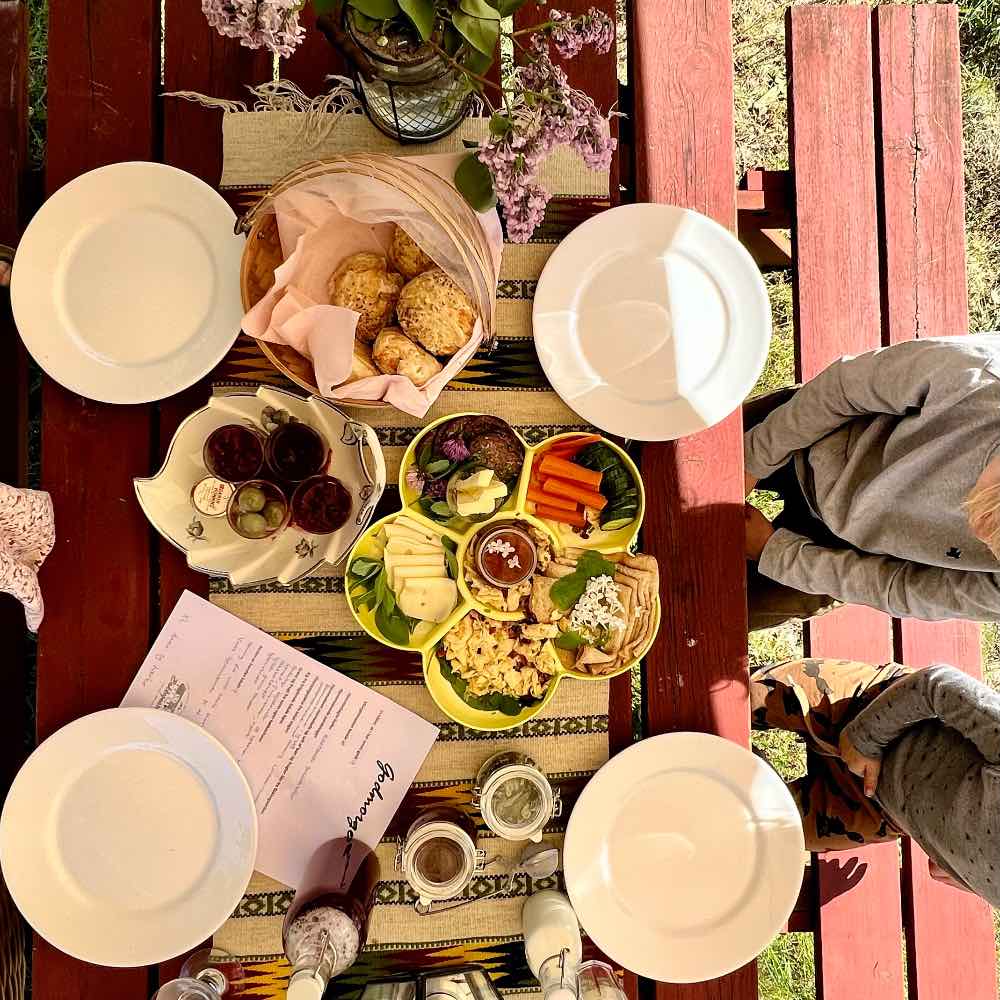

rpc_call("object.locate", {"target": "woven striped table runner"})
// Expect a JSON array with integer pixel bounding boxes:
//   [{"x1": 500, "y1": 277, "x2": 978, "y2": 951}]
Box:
[{"x1": 208, "y1": 111, "x2": 617, "y2": 1000}]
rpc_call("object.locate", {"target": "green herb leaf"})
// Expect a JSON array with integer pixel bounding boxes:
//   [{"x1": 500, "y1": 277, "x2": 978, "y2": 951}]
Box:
[
  {"x1": 355, "y1": 587, "x2": 379, "y2": 611},
  {"x1": 349, "y1": 557, "x2": 382, "y2": 580},
  {"x1": 313, "y1": 0, "x2": 340, "y2": 12},
  {"x1": 454, "y1": 152, "x2": 498, "y2": 212},
  {"x1": 438, "y1": 652, "x2": 531, "y2": 715},
  {"x1": 431, "y1": 501, "x2": 454, "y2": 517},
  {"x1": 415, "y1": 435, "x2": 434, "y2": 470},
  {"x1": 376, "y1": 603, "x2": 412, "y2": 645},
  {"x1": 348, "y1": 0, "x2": 402, "y2": 19},
  {"x1": 374, "y1": 567, "x2": 388, "y2": 608},
  {"x1": 550, "y1": 550, "x2": 617, "y2": 611},
  {"x1": 451, "y1": 1, "x2": 500, "y2": 57},
  {"x1": 425, "y1": 458, "x2": 453, "y2": 476},
  {"x1": 554, "y1": 629, "x2": 588, "y2": 650},
  {"x1": 399, "y1": 0, "x2": 436, "y2": 40},
  {"x1": 444, "y1": 545, "x2": 459, "y2": 580}
]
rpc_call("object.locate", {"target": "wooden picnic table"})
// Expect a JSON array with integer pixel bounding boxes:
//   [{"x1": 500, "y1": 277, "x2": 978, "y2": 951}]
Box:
[{"x1": 1, "y1": 2, "x2": 998, "y2": 999}]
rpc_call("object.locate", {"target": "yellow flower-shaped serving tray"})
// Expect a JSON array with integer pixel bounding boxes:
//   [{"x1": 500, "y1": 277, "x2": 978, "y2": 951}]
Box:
[{"x1": 346, "y1": 412, "x2": 661, "y2": 731}]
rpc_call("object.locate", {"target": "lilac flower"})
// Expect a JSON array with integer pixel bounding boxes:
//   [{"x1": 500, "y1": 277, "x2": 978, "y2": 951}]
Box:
[
  {"x1": 441, "y1": 437, "x2": 471, "y2": 462},
  {"x1": 405, "y1": 467, "x2": 426, "y2": 494},
  {"x1": 548, "y1": 7, "x2": 614, "y2": 59},
  {"x1": 202, "y1": 0, "x2": 305, "y2": 58}
]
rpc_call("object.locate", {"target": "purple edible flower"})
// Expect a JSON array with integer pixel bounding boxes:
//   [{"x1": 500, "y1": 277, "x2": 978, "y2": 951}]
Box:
[
  {"x1": 441, "y1": 437, "x2": 471, "y2": 462},
  {"x1": 425, "y1": 478, "x2": 448, "y2": 501},
  {"x1": 549, "y1": 7, "x2": 614, "y2": 60},
  {"x1": 202, "y1": 0, "x2": 305, "y2": 57}
]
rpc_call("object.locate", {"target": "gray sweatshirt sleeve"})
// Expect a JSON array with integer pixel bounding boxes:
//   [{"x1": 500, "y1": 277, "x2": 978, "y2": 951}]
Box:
[
  {"x1": 843, "y1": 664, "x2": 1000, "y2": 762},
  {"x1": 759, "y1": 528, "x2": 1000, "y2": 622},
  {"x1": 744, "y1": 337, "x2": 1000, "y2": 479}
]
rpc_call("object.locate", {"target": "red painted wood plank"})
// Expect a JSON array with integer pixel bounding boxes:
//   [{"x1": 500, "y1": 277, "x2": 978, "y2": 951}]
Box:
[
  {"x1": 632, "y1": 2, "x2": 751, "y2": 998},
  {"x1": 874, "y1": 7, "x2": 995, "y2": 999},
  {"x1": 0, "y1": 0, "x2": 31, "y2": 801},
  {"x1": 787, "y1": 8, "x2": 904, "y2": 1000},
  {"x1": 37, "y1": 3, "x2": 160, "y2": 998},
  {"x1": 282, "y1": 4, "x2": 347, "y2": 96}
]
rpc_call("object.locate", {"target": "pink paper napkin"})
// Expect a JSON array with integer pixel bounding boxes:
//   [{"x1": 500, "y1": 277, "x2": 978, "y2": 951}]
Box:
[
  {"x1": 241, "y1": 153, "x2": 503, "y2": 418},
  {"x1": 0, "y1": 484, "x2": 55, "y2": 631}
]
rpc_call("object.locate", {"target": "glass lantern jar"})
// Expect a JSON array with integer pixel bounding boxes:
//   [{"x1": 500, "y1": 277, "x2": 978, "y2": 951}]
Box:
[{"x1": 319, "y1": 5, "x2": 474, "y2": 143}]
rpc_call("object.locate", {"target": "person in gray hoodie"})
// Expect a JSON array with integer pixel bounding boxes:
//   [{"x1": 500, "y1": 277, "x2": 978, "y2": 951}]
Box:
[{"x1": 744, "y1": 335, "x2": 1000, "y2": 630}]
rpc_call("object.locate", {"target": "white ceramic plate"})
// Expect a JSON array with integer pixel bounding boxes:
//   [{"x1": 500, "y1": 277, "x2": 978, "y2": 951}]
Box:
[
  {"x1": 135, "y1": 386, "x2": 386, "y2": 587},
  {"x1": 11, "y1": 161, "x2": 244, "y2": 404},
  {"x1": 533, "y1": 204, "x2": 771, "y2": 441},
  {"x1": 564, "y1": 731, "x2": 805, "y2": 984},
  {"x1": 0, "y1": 707, "x2": 257, "y2": 967}
]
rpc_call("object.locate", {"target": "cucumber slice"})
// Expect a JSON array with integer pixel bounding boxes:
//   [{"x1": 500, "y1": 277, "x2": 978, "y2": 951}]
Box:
[
  {"x1": 600, "y1": 499, "x2": 639, "y2": 529},
  {"x1": 603, "y1": 464, "x2": 633, "y2": 497},
  {"x1": 575, "y1": 442, "x2": 620, "y2": 472}
]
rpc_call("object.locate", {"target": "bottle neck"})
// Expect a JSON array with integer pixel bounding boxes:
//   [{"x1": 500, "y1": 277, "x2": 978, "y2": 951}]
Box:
[{"x1": 538, "y1": 949, "x2": 579, "y2": 1000}]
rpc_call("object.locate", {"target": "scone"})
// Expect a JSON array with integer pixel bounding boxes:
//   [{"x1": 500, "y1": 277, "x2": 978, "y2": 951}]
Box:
[
  {"x1": 396, "y1": 268, "x2": 477, "y2": 356},
  {"x1": 388, "y1": 225, "x2": 436, "y2": 281},
  {"x1": 349, "y1": 341, "x2": 380, "y2": 382},
  {"x1": 328, "y1": 252, "x2": 404, "y2": 344},
  {"x1": 373, "y1": 327, "x2": 442, "y2": 387}
]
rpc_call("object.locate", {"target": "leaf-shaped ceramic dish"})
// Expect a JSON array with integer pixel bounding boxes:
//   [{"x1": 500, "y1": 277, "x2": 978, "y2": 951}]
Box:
[
  {"x1": 346, "y1": 412, "x2": 660, "y2": 731},
  {"x1": 135, "y1": 386, "x2": 386, "y2": 587}
]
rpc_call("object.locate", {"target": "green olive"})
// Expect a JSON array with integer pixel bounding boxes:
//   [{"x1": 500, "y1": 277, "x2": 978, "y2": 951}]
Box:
[
  {"x1": 262, "y1": 501, "x2": 286, "y2": 528},
  {"x1": 238, "y1": 512, "x2": 269, "y2": 538},
  {"x1": 237, "y1": 486, "x2": 267, "y2": 513}
]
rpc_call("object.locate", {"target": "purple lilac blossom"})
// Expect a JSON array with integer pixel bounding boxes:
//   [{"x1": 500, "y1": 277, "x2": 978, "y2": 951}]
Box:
[
  {"x1": 441, "y1": 437, "x2": 472, "y2": 462},
  {"x1": 202, "y1": 0, "x2": 305, "y2": 57}
]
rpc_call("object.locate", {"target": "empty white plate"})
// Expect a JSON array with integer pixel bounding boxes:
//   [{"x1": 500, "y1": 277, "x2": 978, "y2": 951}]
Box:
[
  {"x1": 11, "y1": 161, "x2": 244, "y2": 403},
  {"x1": 0, "y1": 707, "x2": 257, "y2": 967},
  {"x1": 564, "y1": 731, "x2": 805, "y2": 984},
  {"x1": 533, "y1": 203, "x2": 771, "y2": 441}
]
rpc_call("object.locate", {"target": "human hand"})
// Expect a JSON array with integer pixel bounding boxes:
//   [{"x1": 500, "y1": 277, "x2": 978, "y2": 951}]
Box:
[
  {"x1": 745, "y1": 472, "x2": 758, "y2": 496},
  {"x1": 839, "y1": 729, "x2": 881, "y2": 797},
  {"x1": 744, "y1": 504, "x2": 774, "y2": 560}
]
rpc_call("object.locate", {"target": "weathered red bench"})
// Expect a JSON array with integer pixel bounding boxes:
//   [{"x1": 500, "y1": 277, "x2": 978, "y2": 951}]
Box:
[{"x1": 734, "y1": 6, "x2": 996, "y2": 999}]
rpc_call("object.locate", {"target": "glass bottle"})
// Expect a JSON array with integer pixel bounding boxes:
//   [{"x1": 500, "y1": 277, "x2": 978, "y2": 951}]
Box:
[
  {"x1": 522, "y1": 890, "x2": 582, "y2": 1000},
  {"x1": 282, "y1": 838, "x2": 380, "y2": 1000}
]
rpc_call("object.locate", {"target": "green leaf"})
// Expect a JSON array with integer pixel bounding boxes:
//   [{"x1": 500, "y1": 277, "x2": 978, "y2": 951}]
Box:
[
  {"x1": 313, "y1": 0, "x2": 340, "y2": 12},
  {"x1": 489, "y1": 113, "x2": 513, "y2": 137},
  {"x1": 348, "y1": 0, "x2": 401, "y2": 20},
  {"x1": 554, "y1": 629, "x2": 588, "y2": 651},
  {"x1": 398, "y1": 0, "x2": 436, "y2": 40},
  {"x1": 431, "y1": 501, "x2": 454, "y2": 517},
  {"x1": 452, "y1": 1, "x2": 500, "y2": 57},
  {"x1": 444, "y1": 544, "x2": 459, "y2": 580},
  {"x1": 376, "y1": 604, "x2": 412, "y2": 645},
  {"x1": 374, "y1": 567, "x2": 389, "y2": 608},
  {"x1": 454, "y1": 152, "x2": 498, "y2": 212},
  {"x1": 349, "y1": 557, "x2": 382, "y2": 580},
  {"x1": 353, "y1": 11, "x2": 382, "y2": 29},
  {"x1": 550, "y1": 550, "x2": 618, "y2": 611},
  {"x1": 425, "y1": 458, "x2": 453, "y2": 476},
  {"x1": 415, "y1": 436, "x2": 434, "y2": 470},
  {"x1": 463, "y1": 48, "x2": 495, "y2": 77},
  {"x1": 486, "y1": 0, "x2": 527, "y2": 16}
]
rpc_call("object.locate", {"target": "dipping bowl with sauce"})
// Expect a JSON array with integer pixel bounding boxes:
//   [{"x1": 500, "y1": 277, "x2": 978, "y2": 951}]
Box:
[
  {"x1": 474, "y1": 523, "x2": 538, "y2": 589},
  {"x1": 291, "y1": 475, "x2": 352, "y2": 535},
  {"x1": 203, "y1": 424, "x2": 265, "y2": 483},
  {"x1": 228, "y1": 480, "x2": 289, "y2": 539},
  {"x1": 265, "y1": 421, "x2": 329, "y2": 484}
]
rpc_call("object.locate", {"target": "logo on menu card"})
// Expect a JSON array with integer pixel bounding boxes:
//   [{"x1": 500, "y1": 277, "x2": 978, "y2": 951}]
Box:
[
  {"x1": 340, "y1": 759, "x2": 395, "y2": 886},
  {"x1": 152, "y1": 675, "x2": 189, "y2": 714}
]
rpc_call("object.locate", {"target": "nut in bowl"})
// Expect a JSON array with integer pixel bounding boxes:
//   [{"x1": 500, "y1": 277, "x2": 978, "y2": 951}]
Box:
[{"x1": 346, "y1": 412, "x2": 659, "y2": 731}]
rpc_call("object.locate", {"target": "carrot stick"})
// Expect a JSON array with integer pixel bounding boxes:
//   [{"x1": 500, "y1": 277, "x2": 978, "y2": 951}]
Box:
[
  {"x1": 538, "y1": 454, "x2": 603, "y2": 489},
  {"x1": 527, "y1": 485, "x2": 577, "y2": 511},
  {"x1": 534, "y1": 503, "x2": 586, "y2": 528},
  {"x1": 547, "y1": 434, "x2": 601, "y2": 451},
  {"x1": 543, "y1": 477, "x2": 608, "y2": 510}
]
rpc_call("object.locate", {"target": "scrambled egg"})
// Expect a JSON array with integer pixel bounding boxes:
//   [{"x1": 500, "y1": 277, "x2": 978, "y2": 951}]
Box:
[{"x1": 441, "y1": 614, "x2": 558, "y2": 700}]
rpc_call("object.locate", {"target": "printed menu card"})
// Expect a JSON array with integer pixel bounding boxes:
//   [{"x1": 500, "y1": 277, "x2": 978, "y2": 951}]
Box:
[{"x1": 123, "y1": 590, "x2": 438, "y2": 888}]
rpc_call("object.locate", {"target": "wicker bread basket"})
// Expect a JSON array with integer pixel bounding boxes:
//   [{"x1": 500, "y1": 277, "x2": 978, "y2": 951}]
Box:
[{"x1": 237, "y1": 154, "x2": 497, "y2": 408}]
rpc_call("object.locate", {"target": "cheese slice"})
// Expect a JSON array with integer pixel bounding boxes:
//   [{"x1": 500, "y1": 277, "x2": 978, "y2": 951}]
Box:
[
  {"x1": 394, "y1": 564, "x2": 447, "y2": 587},
  {"x1": 385, "y1": 539, "x2": 443, "y2": 556},
  {"x1": 456, "y1": 469, "x2": 495, "y2": 490},
  {"x1": 397, "y1": 578, "x2": 458, "y2": 623},
  {"x1": 457, "y1": 494, "x2": 498, "y2": 516},
  {"x1": 386, "y1": 523, "x2": 436, "y2": 545},
  {"x1": 384, "y1": 552, "x2": 445, "y2": 590},
  {"x1": 394, "y1": 517, "x2": 437, "y2": 539}
]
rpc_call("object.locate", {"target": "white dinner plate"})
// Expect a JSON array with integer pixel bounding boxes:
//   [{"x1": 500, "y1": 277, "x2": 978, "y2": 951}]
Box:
[
  {"x1": 564, "y1": 731, "x2": 805, "y2": 983},
  {"x1": 0, "y1": 708, "x2": 257, "y2": 967},
  {"x1": 11, "y1": 161, "x2": 244, "y2": 403},
  {"x1": 533, "y1": 203, "x2": 771, "y2": 441}
]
